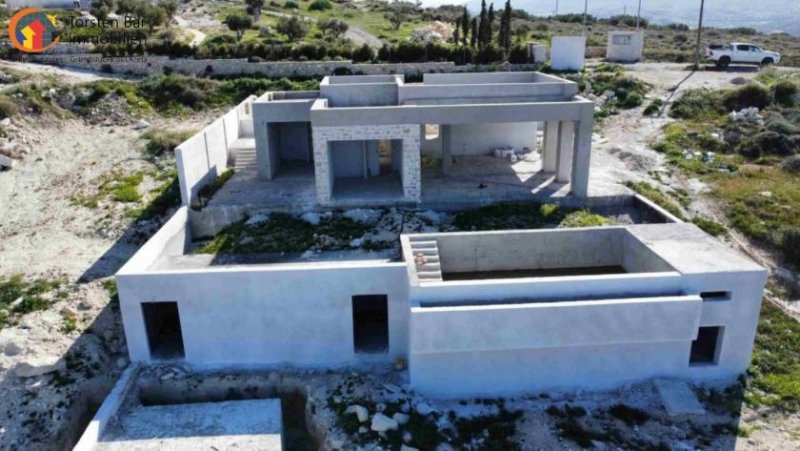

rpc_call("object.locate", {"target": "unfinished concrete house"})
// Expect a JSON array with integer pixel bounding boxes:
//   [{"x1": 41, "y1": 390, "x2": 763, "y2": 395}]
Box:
[{"x1": 114, "y1": 72, "x2": 767, "y2": 400}]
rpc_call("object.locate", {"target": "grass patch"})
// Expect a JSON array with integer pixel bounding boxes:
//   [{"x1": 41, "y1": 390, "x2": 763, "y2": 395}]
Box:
[
  {"x1": 196, "y1": 211, "x2": 369, "y2": 254},
  {"x1": 192, "y1": 168, "x2": 236, "y2": 209},
  {"x1": 141, "y1": 128, "x2": 195, "y2": 157},
  {"x1": 692, "y1": 215, "x2": 727, "y2": 237},
  {"x1": 624, "y1": 181, "x2": 687, "y2": 220},
  {"x1": 452, "y1": 203, "x2": 570, "y2": 231},
  {"x1": 0, "y1": 274, "x2": 69, "y2": 329},
  {"x1": 559, "y1": 210, "x2": 610, "y2": 228},
  {"x1": 744, "y1": 302, "x2": 800, "y2": 412}
]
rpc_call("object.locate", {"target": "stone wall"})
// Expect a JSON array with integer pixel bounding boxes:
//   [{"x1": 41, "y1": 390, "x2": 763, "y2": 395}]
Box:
[
  {"x1": 312, "y1": 124, "x2": 420, "y2": 206},
  {"x1": 29, "y1": 53, "x2": 541, "y2": 78}
]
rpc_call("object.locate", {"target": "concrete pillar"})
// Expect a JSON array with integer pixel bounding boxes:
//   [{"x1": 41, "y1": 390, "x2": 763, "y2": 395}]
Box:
[
  {"x1": 570, "y1": 105, "x2": 594, "y2": 198},
  {"x1": 441, "y1": 124, "x2": 452, "y2": 176},
  {"x1": 402, "y1": 133, "x2": 422, "y2": 203},
  {"x1": 254, "y1": 120, "x2": 272, "y2": 180},
  {"x1": 312, "y1": 129, "x2": 333, "y2": 206},
  {"x1": 542, "y1": 121, "x2": 559, "y2": 173},
  {"x1": 555, "y1": 121, "x2": 575, "y2": 183}
]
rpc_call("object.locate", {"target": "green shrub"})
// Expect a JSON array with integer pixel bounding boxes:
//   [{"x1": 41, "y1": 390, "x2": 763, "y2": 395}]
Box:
[
  {"x1": 737, "y1": 131, "x2": 798, "y2": 159},
  {"x1": 643, "y1": 98, "x2": 663, "y2": 116},
  {"x1": 773, "y1": 80, "x2": 798, "y2": 106},
  {"x1": 141, "y1": 128, "x2": 195, "y2": 157},
  {"x1": 0, "y1": 95, "x2": 18, "y2": 119},
  {"x1": 669, "y1": 89, "x2": 726, "y2": 119},
  {"x1": 559, "y1": 210, "x2": 609, "y2": 228},
  {"x1": 723, "y1": 84, "x2": 773, "y2": 111},
  {"x1": 692, "y1": 216, "x2": 727, "y2": 236},
  {"x1": 782, "y1": 155, "x2": 800, "y2": 173},
  {"x1": 782, "y1": 228, "x2": 800, "y2": 266},
  {"x1": 308, "y1": 0, "x2": 332, "y2": 10},
  {"x1": 766, "y1": 116, "x2": 800, "y2": 135},
  {"x1": 620, "y1": 92, "x2": 644, "y2": 108}
]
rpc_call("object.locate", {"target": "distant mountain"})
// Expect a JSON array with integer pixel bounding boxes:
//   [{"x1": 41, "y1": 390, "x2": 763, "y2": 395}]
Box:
[{"x1": 419, "y1": 0, "x2": 800, "y2": 36}]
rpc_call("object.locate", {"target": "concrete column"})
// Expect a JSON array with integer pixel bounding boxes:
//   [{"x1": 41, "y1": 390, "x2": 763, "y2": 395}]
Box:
[
  {"x1": 542, "y1": 121, "x2": 559, "y2": 173},
  {"x1": 402, "y1": 131, "x2": 422, "y2": 203},
  {"x1": 570, "y1": 105, "x2": 594, "y2": 198},
  {"x1": 254, "y1": 120, "x2": 272, "y2": 180},
  {"x1": 312, "y1": 129, "x2": 333, "y2": 206},
  {"x1": 555, "y1": 121, "x2": 575, "y2": 183},
  {"x1": 441, "y1": 124, "x2": 452, "y2": 176}
]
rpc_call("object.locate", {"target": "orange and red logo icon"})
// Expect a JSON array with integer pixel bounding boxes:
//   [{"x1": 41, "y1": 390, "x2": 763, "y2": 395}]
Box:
[{"x1": 8, "y1": 8, "x2": 60, "y2": 53}]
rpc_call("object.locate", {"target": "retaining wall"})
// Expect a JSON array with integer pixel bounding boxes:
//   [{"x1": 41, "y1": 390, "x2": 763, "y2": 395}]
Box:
[
  {"x1": 175, "y1": 96, "x2": 255, "y2": 206},
  {"x1": 30, "y1": 53, "x2": 541, "y2": 78}
]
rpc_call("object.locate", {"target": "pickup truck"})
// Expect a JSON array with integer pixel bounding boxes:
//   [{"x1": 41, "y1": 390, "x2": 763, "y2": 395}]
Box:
[{"x1": 707, "y1": 42, "x2": 781, "y2": 69}]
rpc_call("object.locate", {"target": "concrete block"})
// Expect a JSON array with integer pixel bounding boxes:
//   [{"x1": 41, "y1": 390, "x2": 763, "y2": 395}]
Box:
[
  {"x1": 654, "y1": 379, "x2": 706, "y2": 416},
  {"x1": 551, "y1": 36, "x2": 586, "y2": 71},
  {"x1": 0, "y1": 153, "x2": 15, "y2": 169}
]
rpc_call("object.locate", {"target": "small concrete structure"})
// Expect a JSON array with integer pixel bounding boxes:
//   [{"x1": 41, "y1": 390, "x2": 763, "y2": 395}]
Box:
[
  {"x1": 654, "y1": 378, "x2": 707, "y2": 416},
  {"x1": 527, "y1": 42, "x2": 548, "y2": 64},
  {"x1": 551, "y1": 36, "x2": 587, "y2": 71},
  {"x1": 244, "y1": 72, "x2": 595, "y2": 206},
  {"x1": 607, "y1": 31, "x2": 645, "y2": 63},
  {"x1": 116, "y1": 214, "x2": 766, "y2": 397}
]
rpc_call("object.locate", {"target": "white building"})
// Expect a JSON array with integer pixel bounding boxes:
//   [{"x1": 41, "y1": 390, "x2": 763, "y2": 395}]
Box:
[{"x1": 116, "y1": 72, "x2": 767, "y2": 398}]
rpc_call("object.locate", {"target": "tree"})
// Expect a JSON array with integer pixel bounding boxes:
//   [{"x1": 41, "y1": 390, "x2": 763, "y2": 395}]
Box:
[
  {"x1": 319, "y1": 18, "x2": 348, "y2": 38},
  {"x1": 477, "y1": 0, "x2": 487, "y2": 47},
  {"x1": 245, "y1": 0, "x2": 265, "y2": 23},
  {"x1": 485, "y1": 3, "x2": 495, "y2": 46},
  {"x1": 498, "y1": 0, "x2": 512, "y2": 50},
  {"x1": 276, "y1": 15, "x2": 308, "y2": 40},
  {"x1": 460, "y1": 7, "x2": 470, "y2": 46},
  {"x1": 157, "y1": 0, "x2": 178, "y2": 27},
  {"x1": 385, "y1": 1, "x2": 412, "y2": 31},
  {"x1": 225, "y1": 12, "x2": 253, "y2": 41},
  {"x1": 352, "y1": 43, "x2": 375, "y2": 62},
  {"x1": 470, "y1": 17, "x2": 478, "y2": 48},
  {"x1": 452, "y1": 20, "x2": 460, "y2": 45},
  {"x1": 512, "y1": 22, "x2": 530, "y2": 43},
  {"x1": 90, "y1": 0, "x2": 114, "y2": 21},
  {"x1": 140, "y1": 4, "x2": 167, "y2": 32}
]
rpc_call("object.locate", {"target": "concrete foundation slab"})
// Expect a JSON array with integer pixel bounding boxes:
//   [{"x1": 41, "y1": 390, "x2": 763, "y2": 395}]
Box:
[
  {"x1": 96, "y1": 399, "x2": 283, "y2": 450},
  {"x1": 654, "y1": 379, "x2": 706, "y2": 416}
]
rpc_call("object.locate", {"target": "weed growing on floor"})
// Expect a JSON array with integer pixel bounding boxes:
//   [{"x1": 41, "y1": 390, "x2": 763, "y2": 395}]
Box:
[
  {"x1": 193, "y1": 168, "x2": 236, "y2": 209},
  {"x1": 140, "y1": 128, "x2": 196, "y2": 157},
  {"x1": 623, "y1": 181, "x2": 687, "y2": 220},
  {"x1": 691, "y1": 216, "x2": 727, "y2": 237},
  {"x1": 0, "y1": 274, "x2": 69, "y2": 329},
  {"x1": 747, "y1": 302, "x2": 800, "y2": 412},
  {"x1": 607, "y1": 404, "x2": 650, "y2": 426}
]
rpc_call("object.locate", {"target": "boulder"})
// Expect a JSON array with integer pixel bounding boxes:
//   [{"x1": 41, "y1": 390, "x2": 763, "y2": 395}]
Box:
[
  {"x1": 0, "y1": 153, "x2": 15, "y2": 169},
  {"x1": 15, "y1": 355, "x2": 65, "y2": 377},
  {"x1": 348, "y1": 405, "x2": 369, "y2": 423},
  {"x1": 393, "y1": 412, "x2": 410, "y2": 425},
  {"x1": 370, "y1": 413, "x2": 399, "y2": 432},
  {"x1": 133, "y1": 119, "x2": 151, "y2": 130}
]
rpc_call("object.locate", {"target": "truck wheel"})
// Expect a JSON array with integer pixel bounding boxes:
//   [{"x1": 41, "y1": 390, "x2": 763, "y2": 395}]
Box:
[
  {"x1": 762, "y1": 57, "x2": 774, "y2": 66},
  {"x1": 718, "y1": 57, "x2": 731, "y2": 69}
]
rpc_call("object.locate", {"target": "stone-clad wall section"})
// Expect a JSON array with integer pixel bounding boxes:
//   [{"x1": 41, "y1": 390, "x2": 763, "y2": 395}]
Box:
[
  {"x1": 30, "y1": 54, "x2": 540, "y2": 78},
  {"x1": 312, "y1": 124, "x2": 420, "y2": 206}
]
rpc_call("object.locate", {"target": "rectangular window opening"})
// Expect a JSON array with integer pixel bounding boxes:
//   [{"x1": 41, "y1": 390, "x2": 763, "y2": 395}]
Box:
[
  {"x1": 700, "y1": 291, "x2": 732, "y2": 302},
  {"x1": 142, "y1": 302, "x2": 185, "y2": 360},
  {"x1": 352, "y1": 295, "x2": 389, "y2": 354},
  {"x1": 690, "y1": 326, "x2": 723, "y2": 365}
]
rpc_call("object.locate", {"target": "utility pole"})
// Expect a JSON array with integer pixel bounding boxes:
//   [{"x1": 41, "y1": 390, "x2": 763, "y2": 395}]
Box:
[
  {"x1": 694, "y1": 0, "x2": 705, "y2": 68},
  {"x1": 636, "y1": 0, "x2": 642, "y2": 29},
  {"x1": 582, "y1": 0, "x2": 588, "y2": 36},
  {"x1": 555, "y1": 0, "x2": 559, "y2": 17}
]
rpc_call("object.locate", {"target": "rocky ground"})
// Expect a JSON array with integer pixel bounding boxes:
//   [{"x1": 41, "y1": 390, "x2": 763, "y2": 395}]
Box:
[
  {"x1": 0, "y1": 62, "x2": 214, "y2": 449},
  {"x1": 0, "y1": 60, "x2": 798, "y2": 449}
]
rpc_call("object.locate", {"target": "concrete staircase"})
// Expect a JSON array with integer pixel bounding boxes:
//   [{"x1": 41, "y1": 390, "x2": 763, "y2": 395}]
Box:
[
  {"x1": 409, "y1": 237, "x2": 443, "y2": 283},
  {"x1": 231, "y1": 138, "x2": 257, "y2": 172}
]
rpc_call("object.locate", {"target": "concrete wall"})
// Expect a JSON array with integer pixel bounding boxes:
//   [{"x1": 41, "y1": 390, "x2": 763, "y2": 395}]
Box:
[
  {"x1": 175, "y1": 97, "x2": 255, "y2": 206},
  {"x1": 320, "y1": 78, "x2": 400, "y2": 107},
  {"x1": 551, "y1": 36, "x2": 587, "y2": 71},
  {"x1": 607, "y1": 31, "x2": 645, "y2": 63},
  {"x1": 448, "y1": 122, "x2": 538, "y2": 156},
  {"x1": 312, "y1": 124, "x2": 421, "y2": 205},
  {"x1": 118, "y1": 260, "x2": 410, "y2": 366}
]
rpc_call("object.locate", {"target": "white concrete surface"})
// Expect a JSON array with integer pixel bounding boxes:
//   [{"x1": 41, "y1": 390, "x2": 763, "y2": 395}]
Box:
[
  {"x1": 96, "y1": 399, "x2": 282, "y2": 450},
  {"x1": 654, "y1": 378, "x2": 706, "y2": 416},
  {"x1": 551, "y1": 36, "x2": 587, "y2": 71}
]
